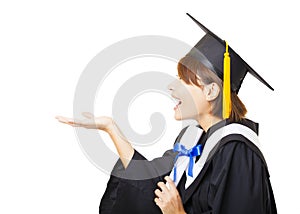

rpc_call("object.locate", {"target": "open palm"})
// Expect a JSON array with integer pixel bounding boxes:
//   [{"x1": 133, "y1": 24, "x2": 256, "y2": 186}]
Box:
[{"x1": 55, "y1": 112, "x2": 113, "y2": 131}]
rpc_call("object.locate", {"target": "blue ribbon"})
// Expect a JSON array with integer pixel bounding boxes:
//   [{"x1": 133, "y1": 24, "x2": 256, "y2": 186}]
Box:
[{"x1": 173, "y1": 143, "x2": 203, "y2": 182}]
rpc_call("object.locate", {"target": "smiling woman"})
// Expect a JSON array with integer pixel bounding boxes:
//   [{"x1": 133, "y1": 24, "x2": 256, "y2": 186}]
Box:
[
  {"x1": 169, "y1": 56, "x2": 223, "y2": 130},
  {"x1": 174, "y1": 55, "x2": 247, "y2": 124},
  {"x1": 56, "y1": 13, "x2": 277, "y2": 214}
]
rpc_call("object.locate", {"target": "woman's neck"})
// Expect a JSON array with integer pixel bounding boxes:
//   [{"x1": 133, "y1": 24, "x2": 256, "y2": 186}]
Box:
[{"x1": 197, "y1": 114, "x2": 222, "y2": 132}]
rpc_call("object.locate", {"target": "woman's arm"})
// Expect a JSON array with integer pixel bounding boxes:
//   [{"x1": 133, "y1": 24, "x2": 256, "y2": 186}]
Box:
[
  {"x1": 105, "y1": 120, "x2": 134, "y2": 168},
  {"x1": 55, "y1": 112, "x2": 134, "y2": 168}
]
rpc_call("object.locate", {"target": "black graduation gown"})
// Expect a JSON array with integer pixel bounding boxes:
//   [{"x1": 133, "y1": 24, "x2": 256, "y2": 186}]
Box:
[{"x1": 99, "y1": 119, "x2": 277, "y2": 214}]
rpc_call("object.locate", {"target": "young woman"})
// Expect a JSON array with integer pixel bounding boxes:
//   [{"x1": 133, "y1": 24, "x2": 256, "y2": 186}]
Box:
[{"x1": 56, "y1": 14, "x2": 277, "y2": 214}]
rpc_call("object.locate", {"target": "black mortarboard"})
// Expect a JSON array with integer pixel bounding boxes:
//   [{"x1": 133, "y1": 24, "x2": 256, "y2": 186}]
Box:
[{"x1": 186, "y1": 13, "x2": 274, "y2": 94}]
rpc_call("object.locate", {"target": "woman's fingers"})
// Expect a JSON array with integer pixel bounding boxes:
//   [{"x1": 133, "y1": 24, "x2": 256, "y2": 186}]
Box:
[
  {"x1": 55, "y1": 114, "x2": 103, "y2": 129},
  {"x1": 55, "y1": 116, "x2": 84, "y2": 127},
  {"x1": 157, "y1": 181, "x2": 169, "y2": 193},
  {"x1": 155, "y1": 178, "x2": 185, "y2": 214},
  {"x1": 154, "y1": 197, "x2": 163, "y2": 207},
  {"x1": 154, "y1": 189, "x2": 164, "y2": 199},
  {"x1": 164, "y1": 176, "x2": 176, "y2": 191},
  {"x1": 55, "y1": 116, "x2": 74, "y2": 123},
  {"x1": 82, "y1": 112, "x2": 94, "y2": 119}
]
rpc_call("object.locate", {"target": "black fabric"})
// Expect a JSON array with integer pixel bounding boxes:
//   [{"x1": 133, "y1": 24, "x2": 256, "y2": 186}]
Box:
[
  {"x1": 177, "y1": 171, "x2": 187, "y2": 202},
  {"x1": 182, "y1": 140, "x2": 276, "y2": 214},
  {"x1": 99, "y1": 128, "x2": 187, "y2": 214},
  {"x1": 99, "y1": 119, "x2": 277, "y2": 214},
  {"x1": 186, "y1": 13, "x2": 274, "y2": 92},
  {"x1": 100, "y1": 150, "x2": 171, "y2": 214}
]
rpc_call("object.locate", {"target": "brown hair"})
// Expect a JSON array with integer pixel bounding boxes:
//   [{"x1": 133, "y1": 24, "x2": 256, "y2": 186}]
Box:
[{"x1": 177, "y1": 55, "x2": 247, "y2": 121}]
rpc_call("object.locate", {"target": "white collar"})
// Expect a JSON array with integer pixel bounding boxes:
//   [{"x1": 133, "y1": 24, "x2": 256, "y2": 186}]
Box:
[
  {"x1": 169, "y1": 126, "x2": 204, "y2": 186},
  {"x1": 169, "y1": 123, "x2": 260, "y2": 189},
  {"x1": 185, "y1": 123, "x2": 260, "y2": 188}
]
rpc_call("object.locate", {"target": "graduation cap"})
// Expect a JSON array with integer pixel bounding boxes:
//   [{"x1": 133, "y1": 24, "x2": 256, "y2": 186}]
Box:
[{"x1": 185, "y1": 13, "x2": 274, "y2": 119}]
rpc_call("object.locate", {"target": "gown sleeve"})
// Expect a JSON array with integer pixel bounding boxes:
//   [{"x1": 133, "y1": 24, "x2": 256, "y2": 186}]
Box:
[
  {"x1": 99, "y1": 149, "x2": 177, "y2": 214},
  {"x1": 207, "y1": 141, "x2": 276, "y2": 214},
  {"x1": 99, "y1": 127, "x2": 190, "y2": 214}
]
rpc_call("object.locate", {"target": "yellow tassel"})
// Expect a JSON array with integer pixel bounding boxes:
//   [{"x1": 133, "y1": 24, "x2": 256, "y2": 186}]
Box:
[{"x1": 223, "y1": 41, "x2": 231, "y2": 119}]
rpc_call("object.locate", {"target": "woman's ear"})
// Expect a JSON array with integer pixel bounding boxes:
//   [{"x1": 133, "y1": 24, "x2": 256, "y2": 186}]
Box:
[{"x1": 204, "y1": 83, "x2": 220, "y2": 101}]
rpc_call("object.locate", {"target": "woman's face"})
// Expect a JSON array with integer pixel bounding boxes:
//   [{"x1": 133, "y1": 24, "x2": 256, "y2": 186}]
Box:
[{"x1": 168, "y1": 77, "x2": 210, "y2": 121}]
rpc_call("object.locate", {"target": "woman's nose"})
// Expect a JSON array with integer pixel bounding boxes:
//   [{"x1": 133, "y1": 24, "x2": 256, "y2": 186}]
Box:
[
  {"x1": 168, "y1": 79, "x2": 180, "y2": 91},
  {"x1": 168, "y1": 80, "x2": 176, "y2": 91}
]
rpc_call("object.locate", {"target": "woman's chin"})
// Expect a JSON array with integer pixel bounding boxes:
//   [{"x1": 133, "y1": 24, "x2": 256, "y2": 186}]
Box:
[
  {"x1": 174, "y1": 111, "x2": 183, "y2": 121},
  {"x1": 174, "y1": 110, "x2": 196, "y2": 121},
  {"x1": 174, "y1": 116, "x2": 182, "y2": 121}
]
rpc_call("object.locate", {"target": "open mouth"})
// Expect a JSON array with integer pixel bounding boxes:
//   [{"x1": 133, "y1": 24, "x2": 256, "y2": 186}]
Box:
[{"x1": 174, "y1": 99, "x2": 182, "y2": 110}]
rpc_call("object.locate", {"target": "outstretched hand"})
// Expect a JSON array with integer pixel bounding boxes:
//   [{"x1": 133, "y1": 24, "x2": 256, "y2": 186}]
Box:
[
  {"x1": 55, "y1": 112, "x2": 113, "y2": 131},
  {"x1": 154, "y1": 176, "x2": 186, "y2": 214}
]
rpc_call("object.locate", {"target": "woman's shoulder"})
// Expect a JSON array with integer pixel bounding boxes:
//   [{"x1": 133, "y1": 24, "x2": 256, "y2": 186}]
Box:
[
  {"x1": 212, "y1": 137, "x2": 269, "y2": 174},
  {"x1": 215, "y1": 118, "x2": 267, "y2": 165}
]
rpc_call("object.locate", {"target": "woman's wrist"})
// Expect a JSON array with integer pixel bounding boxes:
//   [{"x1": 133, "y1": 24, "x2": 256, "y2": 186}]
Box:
[
  {"x1": 102, "y1": 118, "x2": 134, "y2": 168},
  {"x1": 99, "y1": 117, "x2": 114, "y2": 133}
]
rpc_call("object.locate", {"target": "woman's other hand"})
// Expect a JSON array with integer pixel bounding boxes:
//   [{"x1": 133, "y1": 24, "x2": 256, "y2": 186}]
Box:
[{"x1": 154, "y1": 176, "x2": 186, "y2": 214}]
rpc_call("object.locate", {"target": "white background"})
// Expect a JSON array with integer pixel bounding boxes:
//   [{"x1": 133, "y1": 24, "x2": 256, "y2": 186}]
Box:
[{"x1": 1, "y1": 0, "x2": 299, "y2": 213}]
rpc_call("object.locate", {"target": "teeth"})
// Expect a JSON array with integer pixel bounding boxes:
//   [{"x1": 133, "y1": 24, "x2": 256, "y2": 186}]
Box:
[
  {"x1": 173, "y1": 98, "x2": 182, "y2": 110},
  {"x1": 175, "y1": 99, "x2": 181, "y2": 105},
  {"x1": 173, "y1": 99, "x2": 181, "y2": 104},
  {"x1": 172, "y1": 96, "x2": 182, "y2": 107}
]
